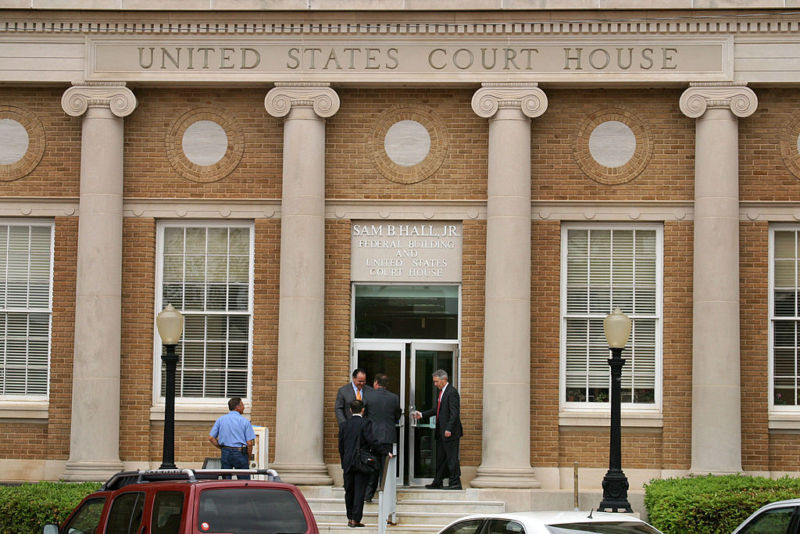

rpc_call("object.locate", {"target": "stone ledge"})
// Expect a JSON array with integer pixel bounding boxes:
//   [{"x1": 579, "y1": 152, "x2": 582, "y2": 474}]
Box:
[
  {"x1": 559, "y1": 410, "x2": 663, "y2": 428},
  {"x1": 0, "y1": 400, "x2": 49, "y2": 420},
  {"x1": 0, "y1": 1, "x2": 795, "y2": 11}
]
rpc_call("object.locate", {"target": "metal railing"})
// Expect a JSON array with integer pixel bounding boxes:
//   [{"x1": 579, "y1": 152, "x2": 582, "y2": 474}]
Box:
[{"x1": 378, "y1": 446, "x2": 398, "y2": 534}]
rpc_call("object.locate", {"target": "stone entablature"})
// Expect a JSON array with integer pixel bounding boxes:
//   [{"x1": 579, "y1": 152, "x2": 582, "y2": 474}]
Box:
[
  {"x1": 0, "y1": 1, "x2": 799, "y2": 11},
  {"x1": 4, "y1": 11, "x2": 800, "y2": 84}
]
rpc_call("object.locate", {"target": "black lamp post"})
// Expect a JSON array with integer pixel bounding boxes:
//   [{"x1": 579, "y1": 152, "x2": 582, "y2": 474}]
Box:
[
  {"x1": 599, "y1": 307, "x2": 633, "y2": 513},
  {"x1": 156, "y1": 303, "x2": 184, "y2": 470}
]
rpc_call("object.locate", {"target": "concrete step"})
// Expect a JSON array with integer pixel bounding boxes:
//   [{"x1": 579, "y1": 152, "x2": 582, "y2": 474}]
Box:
[
  {"x1": 308, "y1": 497, "x2": 504, "y2": 513},
  {"x1": 307, "y1": 487, "x2": 506, "y2": 531},
  {"x1": 318, "y1": 523, "x2": 440, "y2": 534},
  {"x1": 313, "y1": 508, "x2": 473, "y2": 526}
]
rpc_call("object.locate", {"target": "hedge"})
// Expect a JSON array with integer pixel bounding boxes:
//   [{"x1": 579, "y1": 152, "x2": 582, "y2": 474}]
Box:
[
  {"x1": 0, "y1": 481, "x2": 101, "y2": 534},
  {"x1": 645, "y1": 474, "x2": 800, "y2": 534}
]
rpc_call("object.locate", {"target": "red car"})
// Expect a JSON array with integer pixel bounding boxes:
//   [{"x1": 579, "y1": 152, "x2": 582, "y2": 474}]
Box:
[{"x1": 42, "y1": 469, "x2": 318, "y2": 534}]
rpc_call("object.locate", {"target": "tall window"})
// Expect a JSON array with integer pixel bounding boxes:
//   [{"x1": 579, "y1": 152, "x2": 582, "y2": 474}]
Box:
[
  {"x1": 771, "y1": 228, "x2": 800, "y2": 408},
  {"x1": 155, "y1": 222, "x2": 253, "y2": 401},
  {"x1": 561, "y1": 224, "x2": 662, "y2": 408},
  {"x1": 0, "y1": 221, "x2": 53, "y2": 399}
]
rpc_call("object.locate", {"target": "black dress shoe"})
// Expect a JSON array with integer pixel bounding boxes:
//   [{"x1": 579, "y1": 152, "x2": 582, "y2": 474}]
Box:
[
  {"x1": 354, "y1": 522, "x2": 366, "y2": 527},
  {"x1": 425, "y1": 482, "x2": 443, "y2": 489},
  {"x1": 445, "y1": 484, "x2": 462, "y2": 490},
  {"x1": 348, "y1": 520, "x2": 357, "y2": 528}
]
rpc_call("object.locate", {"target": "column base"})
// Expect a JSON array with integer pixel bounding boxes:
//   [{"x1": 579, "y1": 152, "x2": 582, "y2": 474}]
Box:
[
  {"x1": 62, "y1": 460, "x2": 124, "y2": 482},
  {"x1": 270, "y1": 462, "x2": 333, "y2": 485},
  {"x1": 470, "y1": 466, "x2": 541, "y2": 489}
]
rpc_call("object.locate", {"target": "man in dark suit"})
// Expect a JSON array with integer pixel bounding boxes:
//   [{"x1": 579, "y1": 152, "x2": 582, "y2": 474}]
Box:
[
  {"x1": 335, "y1": 368, "x2": 371, "y2": 427},
  {"x1": 364, "y1": 373, "x2": 402, "y2": 502},
  {"x1": 413, "y1": 369, "x2": 463, "y2": 490},
  {"x1": 338, "y1": 399, "x2": 391, "y2": 528}
]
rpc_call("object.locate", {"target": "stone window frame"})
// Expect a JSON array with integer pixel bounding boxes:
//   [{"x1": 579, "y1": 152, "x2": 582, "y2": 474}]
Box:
[
  {"x1": 768, "y1": 224, "x2": 800, "y2": 430},
  {"x1": 780, "y1": 113, "x2": 800, "y2": 181},
  {"x1": 165, "y1": 108, "x2": 244, "y2": 183},
  {"x1": 558, "y1": 222, "x2": 663, "y2": 428},
  {"x1": 573, "y1": 108, "x2": 653, "y2": 185},
  {"x1": 152, "y1": 220, "x2": 254, "y2": 412},
  {"x1": 0, "y1": 219, "x2": 53, "y2": 420},
  {"x1": 0, "y1": 106, "x2": 45, "y2": 182},
  {"x1": 369, "y1": 105, "x2": 449, "y2": 185}
]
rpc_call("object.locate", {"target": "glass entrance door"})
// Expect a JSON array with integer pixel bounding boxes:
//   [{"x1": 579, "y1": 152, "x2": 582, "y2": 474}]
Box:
[
  {"x1": 409, "y1": 343, "x2": 458, "y2": 486},
  {"x1": 354, "y1": 341, "x2": 458, "y2": 486},
  {"x1": 354, "y1": 341, "x2": 406, "y2": 483}
]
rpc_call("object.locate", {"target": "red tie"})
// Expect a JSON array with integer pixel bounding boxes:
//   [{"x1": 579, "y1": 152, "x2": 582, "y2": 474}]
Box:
[{"x1": 436, "y1": 389, "x2": 442, "y2": 417}]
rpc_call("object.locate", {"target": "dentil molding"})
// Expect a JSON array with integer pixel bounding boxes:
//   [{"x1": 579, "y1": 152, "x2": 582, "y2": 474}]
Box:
[
  {"x1": 61, "y1": 82, "x2": 137, "y2": 118},
  {"x1": 679, "y1": 82, "x2": 758, "y2": 119},
  {"x1": 264, "y1": 83, "x2": 340, "y2": 119},
  {"x1": 471, "y1": 82, "x2": 548, "y2": 119}
]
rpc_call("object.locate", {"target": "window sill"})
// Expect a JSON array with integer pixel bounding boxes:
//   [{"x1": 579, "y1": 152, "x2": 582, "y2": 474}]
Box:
[
  {"x1": 150, "y1": 403, "x2": 252, "y2": 423},
  {"x1": 559, "y1": 410, "x2": 662, "y2": 429},
  {"x1": 0, "y1": 400, "x2": 48, "y2": 421},
  {"x1": 768, "y1": 412, "x2": 800, "y2": 430}
]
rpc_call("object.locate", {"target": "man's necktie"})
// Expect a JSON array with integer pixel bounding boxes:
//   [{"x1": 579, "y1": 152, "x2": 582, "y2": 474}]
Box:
[
  {"x1": 356, "y1": 389, "x2": 362, "y2": 401},
  {"x1": 436, "y1": 389, "x2": 442, "y2": 417}
]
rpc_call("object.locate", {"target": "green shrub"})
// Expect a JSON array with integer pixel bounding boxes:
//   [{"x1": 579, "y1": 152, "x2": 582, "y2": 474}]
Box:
[
  {"x1": 0, "y1": 481, "x2": 101, "y2": 534},
  {"x1": 645, "y1": 474, "x2": 800, "y2": 534}
]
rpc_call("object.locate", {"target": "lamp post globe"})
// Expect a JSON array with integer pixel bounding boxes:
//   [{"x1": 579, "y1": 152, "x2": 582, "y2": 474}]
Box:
[
  {"x1": 599, "y1": 307, "x2": 633, "y2": 513},
  {"x1": 156, "y1": 303, "x2": 183, "y2": 470}
]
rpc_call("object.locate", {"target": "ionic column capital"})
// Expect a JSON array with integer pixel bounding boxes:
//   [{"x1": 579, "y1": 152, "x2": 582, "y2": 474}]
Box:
[
  {"x1": 471, "y1": 82, "x2": 548, "y2": 119},
  {"x1": 679, "y1": 83, "x2": 758, "y2": 119},
  {"x1": 61, "y1": 82, "x2": 137, "y2": 118},
  {"x1": 264, "y1": 83, "x2": 340, "y2": 119}
]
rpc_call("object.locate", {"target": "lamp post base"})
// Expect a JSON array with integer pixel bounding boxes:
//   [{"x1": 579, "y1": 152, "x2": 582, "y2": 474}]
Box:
[{"x1": 599, "y1": 468, "x2": 632, "y2": 513}]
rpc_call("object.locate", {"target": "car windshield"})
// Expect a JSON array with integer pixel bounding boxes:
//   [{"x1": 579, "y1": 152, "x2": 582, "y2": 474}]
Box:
[
  {"x1": 197, "y1": 487, "x2": 308, "y2": 534},
  {"x1": 547, "y1": 522, "x2": 661, "y2": 534}
]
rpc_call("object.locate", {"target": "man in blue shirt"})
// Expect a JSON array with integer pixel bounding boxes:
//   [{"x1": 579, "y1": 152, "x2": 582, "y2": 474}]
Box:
[{"x1": 209, "y1": 397, "x2": 256, "y2": 479}]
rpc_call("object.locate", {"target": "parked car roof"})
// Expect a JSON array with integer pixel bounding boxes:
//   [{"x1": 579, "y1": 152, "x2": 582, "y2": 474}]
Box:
[{"x1": 439, "y1": 510, "x2": 664, "y2": 534}]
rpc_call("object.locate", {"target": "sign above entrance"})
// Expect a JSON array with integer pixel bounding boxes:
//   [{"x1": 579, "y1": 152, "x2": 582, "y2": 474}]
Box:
[
  {"x1": 88, "y1": 37, "x2": 731, "y2": 83},
  {"x1": 351, "y1": 221, "x2": 462, "y2": 283}
]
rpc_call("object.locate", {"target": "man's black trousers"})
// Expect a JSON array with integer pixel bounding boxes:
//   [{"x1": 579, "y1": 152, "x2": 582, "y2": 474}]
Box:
[{"x1": 343, "y1": 468, "x2": 370, "y2": 522}]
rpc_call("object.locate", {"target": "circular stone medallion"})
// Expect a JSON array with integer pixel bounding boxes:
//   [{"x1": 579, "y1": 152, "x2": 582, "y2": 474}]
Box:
[
  {"x1": 574, "y1": 109, "x2": 652, "y2": 185},
  {"x1": 166, "y1": 108, "x2": 243, "y2": 183},
  {"x1": 0, "y1": 106, "x2": 45, "y2": 182},
  {"x1": 370, "y1": 106, "x2": 448, "y2": 184}
]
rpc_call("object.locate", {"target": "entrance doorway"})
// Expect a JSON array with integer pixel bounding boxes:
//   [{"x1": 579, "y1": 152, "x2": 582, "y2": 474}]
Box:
[{"x1": 354, "y1": 341, "x2": 459, "y2": 486}]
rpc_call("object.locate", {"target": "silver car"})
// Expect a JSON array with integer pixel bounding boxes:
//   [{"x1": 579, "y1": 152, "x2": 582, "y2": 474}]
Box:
[
  {"x1": 438, "y1": 511, "x2": 663, "y2": 534},
  {"x1": 731, "y1": 499, "x2": 800, "y2": 534}
]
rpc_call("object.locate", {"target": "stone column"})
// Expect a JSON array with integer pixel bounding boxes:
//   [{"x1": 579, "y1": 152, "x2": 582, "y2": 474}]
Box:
[
  {"x1": 60, "y1": 83, "x2": 136, "y2": 481},
  {"x1": 470, "y1": 83, "x2": 547, "y2": 488},
  {"x1": 265, "y1": 83, "x2": 339, "y2": 485},
  {"x1": 679, "y1": 83, "x2": 757, "y2": 474}
]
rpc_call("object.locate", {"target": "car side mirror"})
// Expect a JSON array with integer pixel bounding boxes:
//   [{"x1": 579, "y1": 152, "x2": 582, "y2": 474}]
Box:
[{"x1": 42, "y1": 525, "x2": 59, "y2": 534}]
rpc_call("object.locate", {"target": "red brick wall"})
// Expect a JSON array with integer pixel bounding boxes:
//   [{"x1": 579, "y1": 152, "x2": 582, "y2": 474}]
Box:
[
  {"x1": 0, "y1": 88, "x2": 80, "y2": 198},
  {"x1": 460, "y1": 219, "x2": 486, "y2": 466},
  {"x1": 327, "y1": 88, "x2": 487, "y2": 201},
  {"x1": 740, "y1": 89, "x2": 800, "y2": 202},
  {"x1": 324, "y1": 219, "x2": 352, "y2": 464},
  {"x1": 532, "y1": 89, "x2": 694, "y2": 202},
  {"x1": 124, "y1": 88, "x2": 283, "y2": 200}
]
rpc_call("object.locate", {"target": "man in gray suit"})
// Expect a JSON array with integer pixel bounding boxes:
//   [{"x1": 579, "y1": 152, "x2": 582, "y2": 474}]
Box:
[
  {"x1": 364, "y1": 373, "x2": 402, "y2": 502},
  {"x1": 335, "y1": 368, "x2": 371, "y2": 428}
]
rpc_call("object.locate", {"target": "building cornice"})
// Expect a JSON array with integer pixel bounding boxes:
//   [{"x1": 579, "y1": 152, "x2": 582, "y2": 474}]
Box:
[{"x1": 3, "y1": 13, "x2": 800, "y2": 36}]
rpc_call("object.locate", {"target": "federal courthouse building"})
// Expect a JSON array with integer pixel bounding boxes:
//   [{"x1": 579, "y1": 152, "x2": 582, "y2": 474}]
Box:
[{"x1": 3, "y1": 0, "x2": 800, "y2": 501}]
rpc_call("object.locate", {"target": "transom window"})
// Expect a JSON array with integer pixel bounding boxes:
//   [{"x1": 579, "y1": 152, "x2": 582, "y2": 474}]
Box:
[
  {"x1": 155, "y1": 222, "x2": 253, "y2": 402},
  {"x1": 770, "y1": 228, "x2": 800, "y2": 408},
  {"x1": 560, "y1": 224, "x2": 662, "y2": 408},
  {"x1": 0, "y1": 221, "x2": 52, "y2": 399}
]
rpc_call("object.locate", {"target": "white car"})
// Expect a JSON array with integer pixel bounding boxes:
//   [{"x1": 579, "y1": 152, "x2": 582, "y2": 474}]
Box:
[
  {"x1": 731, "y1": 498, "x2": 800, "y2": 533},
  {"x1": 438, "y1": 511, "x2": 663, "y2": 534}
]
